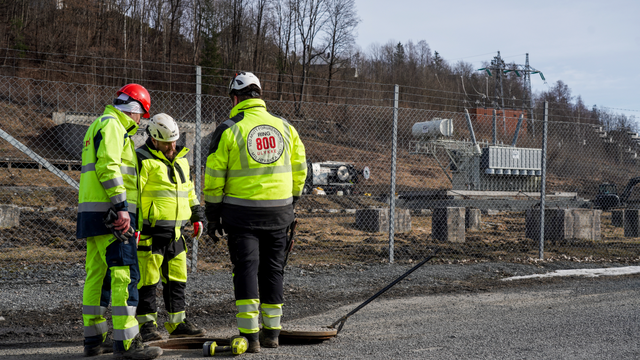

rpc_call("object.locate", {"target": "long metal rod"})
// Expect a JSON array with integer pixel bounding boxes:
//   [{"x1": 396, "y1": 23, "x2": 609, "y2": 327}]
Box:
[
  {"x1": 433, "y1": 148, "x2": 453, "y2": 184},
  {"x1": 195, "y1": 66, "x2": 202, "y2": 197},
  {"x1": 464, "y1": 109, "x2": 481, "y2": 154},
  {"x1": 193, "y1": 66, "x2": 202, "y2": 273},
  {"x1": 511, "y1": 114, "x2": 524, "y2": 147},
  {"x1": 492, "y1": 109, "x2": 497, "y2": 145},
  {"x1": 0, "y1": 128, "x2": 79, "y2": 189},
  {"x1": 389, "y1": 85, "x2": 399, "y2": 264},
  {"x1": 329, "y1": 248, "x2": 440, "y2": 334},
  {"x1": 539, "y1": 101, "x2": 549, "y2": 259}
]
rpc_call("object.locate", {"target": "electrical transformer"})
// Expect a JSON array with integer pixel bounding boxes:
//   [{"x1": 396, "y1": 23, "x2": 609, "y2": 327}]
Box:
[{"x1": 451, "y1": 146, "x2": 542, "y2": 191}]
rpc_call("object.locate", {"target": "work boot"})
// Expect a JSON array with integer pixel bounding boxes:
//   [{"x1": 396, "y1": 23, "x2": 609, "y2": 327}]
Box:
[
  {"x1": 83, "y1": 335, "x2": 114, "y2": 357},
  {"x1": 239, "y1": 332, "x2": 260, "y2": 353},
  {"x1": 169, "y1": 318, "x2": 206, "y2": 338},
  {"x1": 101, "y1": 336, "x2": 114, "y2": 354},
  {"x1": 259, "y1": 329, "x2": 280, "y2": 348},
  {"x1": 139, "y1": 322, "x2": 162, "y2": 342},
  {"x1": 113, "y1": 334, "x2": 163, "y2": 360}
]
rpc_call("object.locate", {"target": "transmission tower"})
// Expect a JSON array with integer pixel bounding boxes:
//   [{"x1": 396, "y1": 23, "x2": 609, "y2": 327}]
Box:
[
  {"x1": 478, "y1": 52, "x2": 545, "y2": 134},
  {"x1": 478, "y1": 51, "x2": 506, "y2": 111},
  {"x1": 515, "y1": 53, "x2": 546, "y2": 120}
]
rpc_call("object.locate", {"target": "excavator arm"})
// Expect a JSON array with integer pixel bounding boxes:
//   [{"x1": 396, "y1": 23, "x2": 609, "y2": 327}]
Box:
[{"x1": 619, "y1": 177, "x2": 640, "y2": 205}]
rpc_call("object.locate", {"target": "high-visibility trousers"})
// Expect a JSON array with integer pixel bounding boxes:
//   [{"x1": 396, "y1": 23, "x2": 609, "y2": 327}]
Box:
[
  {"x1": 226, "y1": 226, "x2": 287, "y2": 335},
  {"x1": 82, "y1": 233, "x2": 140, "y2": 352},
  {"x1": 136, "y1": 231, "x2": 188, "y2": 334}
]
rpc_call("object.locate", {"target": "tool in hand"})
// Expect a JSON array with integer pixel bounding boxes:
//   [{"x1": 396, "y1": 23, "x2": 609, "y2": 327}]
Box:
[
  {"x1": 283, "y1": 219, "x2": 298, "y2": 266},
  {"x1": 103, "y1": 208, "x2": 134, "y2": 243},
  {"x1": 202, "y1": 336, "x2": 248, "y2": 356},
  {"x1": 280, "y1": 247, "x2": 440, "y2": 341},
  {"x1": 328, "y1": 248, "x2": 440, "y2": 334}
]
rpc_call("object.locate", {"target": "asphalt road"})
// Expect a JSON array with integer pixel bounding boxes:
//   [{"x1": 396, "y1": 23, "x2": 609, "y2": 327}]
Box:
[{"x1": 1, "y1": 274, "x2": 639, "y2": 359}]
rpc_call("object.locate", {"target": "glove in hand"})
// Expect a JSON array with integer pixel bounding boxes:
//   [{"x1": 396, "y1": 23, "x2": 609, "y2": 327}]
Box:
[
  {"x1": 207, "y1": 219, "x2": 224, "y2": 243},
  {"x1": 193, "y1": 221, "x2": 203, "y2": 240},
  {"x1": 103, "y1": 208, "x2": 134, "y2": 243},
  {"x1": 292, "y1": 196, "x2": 300, "y2": 210}
]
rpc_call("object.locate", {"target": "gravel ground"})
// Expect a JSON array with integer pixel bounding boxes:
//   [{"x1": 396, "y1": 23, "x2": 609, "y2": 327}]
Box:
[
  {"x1": 2, "y1": 263, "x2": 640, "y2": 359},
  {"x1": 1, "y1": 258, "x2": 637, "y2": 348}
]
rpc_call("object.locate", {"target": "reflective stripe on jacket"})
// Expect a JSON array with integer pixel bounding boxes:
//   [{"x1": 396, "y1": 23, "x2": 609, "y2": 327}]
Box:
[
  {"x1": 77, "y1": 105, "x2": 139, "y2": 238},
  {"x1": 137, "y1": 139, "x2": 198, "y2": 239},
  {"x1": 204, "y1": 98, "x2": 307, "y2": 211}
]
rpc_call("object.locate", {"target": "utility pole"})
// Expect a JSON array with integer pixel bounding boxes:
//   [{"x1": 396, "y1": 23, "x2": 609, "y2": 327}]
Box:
[{"x1": 492, "y1": 51, "x2": 506, "y2": 113}]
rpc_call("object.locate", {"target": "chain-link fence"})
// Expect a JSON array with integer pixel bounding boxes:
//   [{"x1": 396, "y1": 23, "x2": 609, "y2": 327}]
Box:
[{"x1": 1, "y1": 75, "x2": 640, "y2": 280}]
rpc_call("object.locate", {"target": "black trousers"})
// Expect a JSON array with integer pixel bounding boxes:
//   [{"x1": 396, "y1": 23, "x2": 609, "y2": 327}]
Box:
[
  {"x1": 137, "y1": 232, "x2": 187, "y2": 318},
  {"x1": 226, "y1": 226, "x2": 288, "y2": 304}
]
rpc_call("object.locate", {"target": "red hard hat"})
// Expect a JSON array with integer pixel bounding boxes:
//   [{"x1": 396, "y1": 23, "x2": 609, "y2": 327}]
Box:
[{"x1": 116, "y1": 84, "x2": 151, "y2": 118}]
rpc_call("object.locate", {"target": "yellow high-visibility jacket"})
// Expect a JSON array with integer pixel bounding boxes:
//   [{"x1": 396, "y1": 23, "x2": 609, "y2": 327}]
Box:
[
  {"x1": 137, "y1": 140, "x2": 199, "y2": 238},
  {"x1": 204, "y1": 98, "x2": 307, "y2": 229},
  {"x1": 77, "y1": 105, "x2": 139, "y2": 238}
]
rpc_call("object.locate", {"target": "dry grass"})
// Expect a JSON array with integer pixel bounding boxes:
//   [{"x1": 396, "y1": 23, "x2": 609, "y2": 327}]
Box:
[{"x1": 0, "y1": 246, "x2": 84, "y2": 262}]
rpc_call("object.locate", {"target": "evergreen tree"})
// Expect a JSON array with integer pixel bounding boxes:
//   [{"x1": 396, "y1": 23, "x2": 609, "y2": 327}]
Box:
[{"x1": 199, "y1": 31, "x2": 224, "y2": 95}]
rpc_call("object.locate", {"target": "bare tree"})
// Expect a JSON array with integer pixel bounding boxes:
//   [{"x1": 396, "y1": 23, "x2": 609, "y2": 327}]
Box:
[
  {"x1": 293, "y1": 0, "x2": 328, "y2": 113},
  {"x1": 322, "y1": 0, "x2": 359, "y2": 101},
  {"x1": 251, "y1": 0, "x2": 268, "y2": 71},
  {"x1": 273, "y1": 0, "x2": 296, "y2": 100}
]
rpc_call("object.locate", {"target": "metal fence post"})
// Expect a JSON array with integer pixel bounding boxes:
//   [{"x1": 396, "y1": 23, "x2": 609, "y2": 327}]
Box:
[
  {"x1": 192, "y1": 66, "x2": 202, "y2": 273},
  {"x1": 389, "y1": 84, "x2": 399, "y2": 264},
  {"x1": 195, "y1": 66, "x2": 202, "y2": 197},
  {"x1": 539, "y1": 101, "x2": 549, "y2": 260},
  {"x1": 492, "y1": 109, "x2": 497, "y2": 145}
]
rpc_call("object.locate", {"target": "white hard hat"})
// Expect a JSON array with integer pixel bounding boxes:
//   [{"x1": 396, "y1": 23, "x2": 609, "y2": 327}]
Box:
[
  {"x1": 228, "y1": 72, "x2": 261, "y2": 95},
  {"x1": 148, "y1": 113, "x2": 179, "y2": 142}
]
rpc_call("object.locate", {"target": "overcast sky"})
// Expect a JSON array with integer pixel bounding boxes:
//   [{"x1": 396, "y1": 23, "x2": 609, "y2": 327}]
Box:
[{"x1": 353, "y1": 0, "x2": 640, "y2": 119}]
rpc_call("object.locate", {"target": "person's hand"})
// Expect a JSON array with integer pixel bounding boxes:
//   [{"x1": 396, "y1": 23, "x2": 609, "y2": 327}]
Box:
[
  {"x1": 207, "y1": 218, "x2": 224, "y2": 243},
  {"x1": 113, "y1": 211, "x2": 131, "y2": 233},
  {"x1": 193, "y1": 221, "x2": 203, "y2": 240},
  {"x1": 292, "y1": 196, "x2": 300, "y2": 210}
]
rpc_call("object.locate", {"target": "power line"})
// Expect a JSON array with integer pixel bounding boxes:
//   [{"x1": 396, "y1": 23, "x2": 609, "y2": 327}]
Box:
[
  {"x1": 0, "y1": 47, "x2": 544, "y2": 105},
  {"x1": 0, "y1": 55, "x2": 198, "y2": 78},
  {"x1": 2, "y1": 48, "x2": 634, "y2": 116},
  {"x1": 0, "y1": 47, "x2": 196, "y2": 71}
]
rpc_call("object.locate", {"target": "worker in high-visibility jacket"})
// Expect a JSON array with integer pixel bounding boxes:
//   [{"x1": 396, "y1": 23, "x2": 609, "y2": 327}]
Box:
[
  {"x1": 77, "y1": 84, "x2": 162, "y2": 359},
  {"x1": 136, "y1": 113, "x2": 206, "y2": 342},
  {"x1": 204, "y1": 72, "x2": 307, "y2": 353}
]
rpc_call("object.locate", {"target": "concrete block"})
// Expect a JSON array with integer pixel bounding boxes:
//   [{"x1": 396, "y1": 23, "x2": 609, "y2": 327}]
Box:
[
  {"x1": 0, "y1": 205, "x2": 20, "y2": 228},
  {"x1": 526, "y1": 209, "x2": 601, "y2": 241},
  {"x1": 432, "y1": 207, "x2": 465, "y2": 243},
  {"x1": 624, "y1": 209, "x2": 640, "y2": 237},
  {"x1": 611, "y1": 210, "x2": 624, "y2": 227},
  {"x1": 355, "y1": 208, "x2": 411, "y2": 233},
  {"x1": 465, "y1": 208, "x2": 481, "y2": 231}
]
